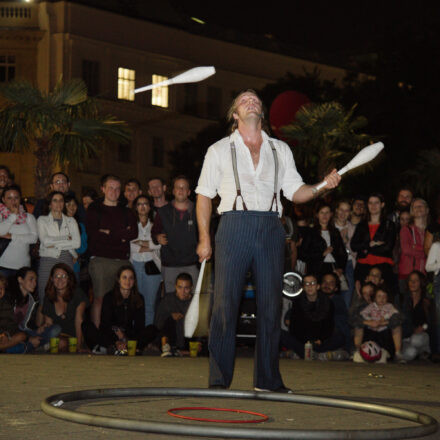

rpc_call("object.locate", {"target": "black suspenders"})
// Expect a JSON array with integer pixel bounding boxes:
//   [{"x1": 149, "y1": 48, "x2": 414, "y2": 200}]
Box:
[{"x1": 230, "y1": 139, "x2": 279, "y2": 213}]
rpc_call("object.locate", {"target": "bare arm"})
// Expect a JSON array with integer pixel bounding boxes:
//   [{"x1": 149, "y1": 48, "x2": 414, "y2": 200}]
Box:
[
  {"x1": 196, "y1": 194, "x2": 212, "y2": 262},
  {"x1": 292, "y1": 169, "x2": 341, "y2": 204}
]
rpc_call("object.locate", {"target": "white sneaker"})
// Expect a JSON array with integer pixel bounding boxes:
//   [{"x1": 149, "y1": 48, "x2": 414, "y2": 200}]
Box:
[
  {"x1": 161, "y1": 343, "x2": 172, "y2": 358},
  {"x1": 92, "y1": 345, "x2": 107, "y2": 355}
]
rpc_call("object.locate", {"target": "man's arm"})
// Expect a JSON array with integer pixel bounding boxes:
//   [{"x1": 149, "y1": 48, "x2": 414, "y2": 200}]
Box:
[
  {"x1": 292, "y1": 169, "x2": 341, "y2": 204},
  {"x1": 196, "y1": 194, "x2": 212, "y2": 262}
]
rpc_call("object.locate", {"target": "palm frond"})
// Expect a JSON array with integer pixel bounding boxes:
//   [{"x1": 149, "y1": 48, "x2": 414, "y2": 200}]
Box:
[{"x1": 49, "y1": 78, "x2": 88, "y2": 106}]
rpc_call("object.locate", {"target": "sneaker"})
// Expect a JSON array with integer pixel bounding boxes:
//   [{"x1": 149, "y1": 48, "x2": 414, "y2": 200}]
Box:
[
  {"x1": 394, "y1": 351, "x2": 406, "y2": 364},
  {"x1": 161, "y1": 343, "x2": 172, "y2": 358},
  {"x1": 92, "y1": 345, "x2": 107, "y2": 355},
  {"x1": 254, "y1": 386, "x2": 293, "y2": 394},
  {"x1": 280, "y1": 350, "x2": 300, "y2": 360},
  {"x1": 114, "y1": 349, "x2": 127, "y2": 356}
]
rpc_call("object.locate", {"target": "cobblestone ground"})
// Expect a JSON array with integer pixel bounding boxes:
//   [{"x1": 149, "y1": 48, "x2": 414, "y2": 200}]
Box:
[{"x1": 1, "y1": 353, "x2": 439, "y2": 440}]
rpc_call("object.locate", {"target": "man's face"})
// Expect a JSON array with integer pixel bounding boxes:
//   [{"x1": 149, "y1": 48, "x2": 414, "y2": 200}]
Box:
[
  {"x1": 303, "y1": 276, "x2": 319, "y2": 298},
  {"x1": 397, "y1": 190, "x2": 413, "y2": 209},
  {"x1": 233, "y1": 92, "x2": 263, "y2": 123},
  {"x1": 102, "y1": 179, "x2": 121, "y2": 204},
  {"x1": 173, "y1": 179, "x2": 190, "y2": 203},
  {"x1": 124, "y1": 182, "x2": 141, "y2": 203},
  {"x1": 321, "y1": 274, "x2": 337, "y2": 295},
  {"x1": 148, "y1": 179, "x2": 166, "y2": 199},
  {"x1": 0, "y1": 169, "x2": 10, "y2": 189},
  {"x1": 50, "y1": 174, "x2": 70, "y2": 193},
  {"x1": 352, "y1": 199, "x2": 366, "y2": 217},
  {"x1": 175, "y1": 279, "x2": 192, "y2": 301}
]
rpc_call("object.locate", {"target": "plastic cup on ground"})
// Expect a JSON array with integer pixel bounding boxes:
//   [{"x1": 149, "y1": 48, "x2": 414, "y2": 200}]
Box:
[
  {"x1": 50, "y1": 337, "x2": 59, "y2": 354},
  {"x1": 189, "y1": 341, "x2": 200, "y2": 358},
  {"x1": 68, "y1": 337, "x2": 77, "y2": 353},
  {"x1": 127, "y1": 340, "x2": 137, "y2": 356}
]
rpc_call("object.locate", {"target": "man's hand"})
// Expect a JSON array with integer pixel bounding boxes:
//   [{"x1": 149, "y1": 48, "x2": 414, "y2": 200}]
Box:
[
  {"x1": 171, "y1": 312, "x2": 184, "y2": 321},
  {"x1": 0, "y1": 233, "x2": 11, "y2": 239},
  {"x1": 157, "y1": 233, "x2": 168, "y2": 245},
  {"x1": 197, "y1": 238, "x2": 212, "y2": 262},
  {"x1": 323, "y1": 246, "x2": 333, "y2": 256},
  {"x1": 99, "y1": 229, "x2": 110, "y2": 235},
  {"x1": 322, "y1": 169, "x2": 341, "y2": 190}
]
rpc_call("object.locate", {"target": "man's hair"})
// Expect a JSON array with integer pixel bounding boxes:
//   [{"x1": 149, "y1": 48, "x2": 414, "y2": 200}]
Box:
[
  {"x1": 81, "y1": 187, "x2": 98, "y2": 200},
  {"x1": 125, "y1": 178, "x2": 141, "y2": 190},
  {"x1": 147, "y1": 176, "x2": 165, "y2": 186},
  {"x1": 303, "y1": 273, "x2": 318, "y2": 284},
  {"x1": 351, "y1": 195, "x2": 366, "y2": 204},
  {"x1": 176, "y1": 272, "x2": 193, "y2": 286},
  {"x1": 172, "y1": 174, "x2": 191, "y2": 189},
  {"x1": 50, "y1": 171, "x2": 70, "y2": 184},
  {"x1": 100, "y1": 174, "x2": 121, "y2": 187},
  {"x1": 397, "y1": 186, "x2": 414, "y2": 197},
  {"x1": 226, "y1": 89, "x2": 269, "y2": 133},
  {"x1": 320, "y1": 272, "x2": 340, "y2": 292}
]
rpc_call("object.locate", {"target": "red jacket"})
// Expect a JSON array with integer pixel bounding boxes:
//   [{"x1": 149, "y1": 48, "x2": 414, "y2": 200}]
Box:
[{"x1": 398, "y1": 225, "x2": 426, "y2": 278}]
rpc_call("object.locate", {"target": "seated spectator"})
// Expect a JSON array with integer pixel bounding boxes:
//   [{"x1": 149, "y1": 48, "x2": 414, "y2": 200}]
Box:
[
  {"x1": 320, "y1": 272, "x2": 351, "y2": 352},
  {"x1": 299, "y1": 202, "x2": 347, "y2": 279},
  {"x1": 41, "y1": 263, "x2": 88, "y2": 352},
  {"x1": 349, "y1": 281, "x2": 376, "y2": 330},
  {"x1": 280, "y1": 274, "x2": 346, "y2": 359},
  {"x1": 401, "y1": 271, "x2": 432, "y2": 361},
  {"x1": 0, "y1": 274, "x2": 38, "y2": 353},
  {"x1": 9, "y1": 267, "x2": 61, "y2": 350},
  {"x1": 154, "y1": 272, "x2": 193, "y2": 357},
  {"x1": 123, "y1": 178, "x2": 142, "y2": 209},
  {"x1": 64, "y1": 194, "x2": 88, "y2": 281},
  {"x1": 0, "y1": 185, "x2": 38, "y2": 278},
  {"x1": 356, "y1": 286, "x2": 403, "y2": 360},
  {"x1": 37, "y1": 192, "x2": 81, "y2": 305},
  {"x1": 352, "y1": 265, "x2": 384, "y2": 310},
  {"x1": 130, "y1": 195, "x2": 162, "y2": 326},
  {"x1": 82, "y1": 265, "x2": 156, "y2": 355}
]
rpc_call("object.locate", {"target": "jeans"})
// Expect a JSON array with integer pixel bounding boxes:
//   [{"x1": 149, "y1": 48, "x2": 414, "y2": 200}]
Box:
[
  {"x1": 132, "y1": 260, "x2": 162, "y2": 326},
  {"x1": 340, "y1": 259, "x2": 355, "y2": 309},
  {"x1": 26, "y1": 324, "x2": 62, "y2": 347}
]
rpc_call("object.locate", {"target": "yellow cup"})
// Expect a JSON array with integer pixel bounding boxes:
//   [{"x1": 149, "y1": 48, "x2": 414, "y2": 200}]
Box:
[
  {"x1": 68, "y1": 337, "x2": 78, "y2": 353},
  {"x1": 127, "y1": 340, "x2": 137, "y2": 356},
  {"x1": 189, "y1": 341, "x2": 200, "y2": 358},
  {"x1": 49, "y1": 337, "x2": 59, "y2": 354}
]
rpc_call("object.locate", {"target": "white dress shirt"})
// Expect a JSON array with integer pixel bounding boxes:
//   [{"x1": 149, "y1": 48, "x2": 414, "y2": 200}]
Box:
[{"x1": 195, "y1": 130, "x2": 304, "y2": 216}]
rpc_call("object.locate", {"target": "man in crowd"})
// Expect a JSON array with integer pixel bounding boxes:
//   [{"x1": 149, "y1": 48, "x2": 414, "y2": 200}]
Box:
[
  {"x1": 86, "y1": 174, "x2": 138, "y2": 327},
  {"x1": 123, "y1": 178, "x2": 142, "y2": 209},
  {"x1": 195, "y1": 89, "x2": 340, "y2": 392},
  {"x1": 147, "y1": 177, "x2": 168, "y2": 213},
  {"x1": 350, "y1": 196, "x2": 366, "y2": 226},
  {"x1": 152, "y1": 176, "x2": 198, "y2": 294},
  {"x1": 388, "y1": 187, "x2": 414, "y2": 224}
]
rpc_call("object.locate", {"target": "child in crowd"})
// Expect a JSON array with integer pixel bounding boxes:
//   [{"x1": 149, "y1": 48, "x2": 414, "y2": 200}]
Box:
[{"x1": 154, "y1": 272, "x2": 193, "y2": 357}]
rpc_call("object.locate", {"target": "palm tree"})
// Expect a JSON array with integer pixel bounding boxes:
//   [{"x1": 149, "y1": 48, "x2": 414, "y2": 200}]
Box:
[
  {"x1": 0, "y1": 79, "x2": 131, "y2": 198},
  {"x1": 282, "y1": 102, "x2": 373, "y2": 183}
]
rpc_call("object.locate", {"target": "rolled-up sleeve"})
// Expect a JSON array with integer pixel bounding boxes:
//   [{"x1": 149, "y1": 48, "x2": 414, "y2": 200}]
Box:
[
  {"x1": 195, "y1": 146, "x2": 220, "y2": 199},
  {"x1": 280, "y1": 145, "x2": 304, "y2": 201}
]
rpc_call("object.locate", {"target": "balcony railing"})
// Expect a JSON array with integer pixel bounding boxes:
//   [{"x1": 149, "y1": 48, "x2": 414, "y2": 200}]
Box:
[{"x1": 0, "y1": 3, "x2": 38, "y2": 28}]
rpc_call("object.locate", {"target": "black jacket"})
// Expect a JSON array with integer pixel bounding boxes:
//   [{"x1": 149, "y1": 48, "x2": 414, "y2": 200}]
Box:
[
  {"x1": 299, "y1": 226, "x2": 347, "y2": 275},
  {"x1": 350, "y1": 219, "x2": 396, "y2": 260}
]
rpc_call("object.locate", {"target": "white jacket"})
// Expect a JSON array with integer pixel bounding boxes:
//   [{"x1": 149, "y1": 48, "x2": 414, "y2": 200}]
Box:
[
  {"x1": 426, "y1": 242, "x2": 440, "y2": 276},
  {"x1": 37, "y1": 213, "x2": 80, "y2": 259},
  {"x1": 0, "y1": 213, "x2": 38, "y2": 269}
]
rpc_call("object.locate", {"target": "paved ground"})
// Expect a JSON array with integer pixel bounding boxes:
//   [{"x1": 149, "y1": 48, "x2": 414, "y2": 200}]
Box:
[{"x1": 1, "y1": 353, "x2": 439, "y2": 440}]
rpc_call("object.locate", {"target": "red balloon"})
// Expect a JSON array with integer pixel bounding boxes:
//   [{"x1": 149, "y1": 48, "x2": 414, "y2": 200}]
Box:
[{"x1": 269, "y1": 91, "x2": 310, "y2": 140}]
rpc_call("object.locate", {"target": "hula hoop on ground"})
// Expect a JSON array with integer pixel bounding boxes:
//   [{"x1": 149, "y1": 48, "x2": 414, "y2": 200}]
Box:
[
  {"x1": 41, "y1": 387, "x2": 438, "y2": 439},
  {"x1": 167, "y1": 406, "x2": 269, "y2": 423}
]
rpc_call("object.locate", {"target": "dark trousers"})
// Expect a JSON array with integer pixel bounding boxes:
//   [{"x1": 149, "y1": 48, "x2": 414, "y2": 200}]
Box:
[{"x1": 209, "y1": 211, "x2": 285, "y2": 390}]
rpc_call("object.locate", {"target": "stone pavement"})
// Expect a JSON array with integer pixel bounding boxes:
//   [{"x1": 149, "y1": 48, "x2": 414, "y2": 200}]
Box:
[{"x1": 0, "y1": 353, "x2": 439, "y2": 440}]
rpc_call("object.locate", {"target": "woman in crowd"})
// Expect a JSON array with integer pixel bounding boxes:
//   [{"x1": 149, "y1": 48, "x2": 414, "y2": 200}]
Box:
[
  {"x1": 299, "y1": 202, "x2": 347, "y2": 279},
  {"x1": 400, "y1": 271, "x2": 432, "y2": 361},
  {"x1": 37, "y1": 191, "x2": 80, "y2": 304},
  {"x1": 64, "y1": 194, "x2": 88, "y2": 280},
  {"x1": 398, "y1": 199, "x2": 429, "y2": 286},
  {"x1": 351, "y1": 193, "x2": 396, "y2": 294},
  {"x1": 9, "y1": 267, "x2": 61, "y2": 349},
  {"x1": 41, "y1": 263, "x2": 88, "y2": 352},
  {"x1": 83, "y1": 265, "x2": 156, "y2": 354},
  {"x1": 130, "y1": 195, "x2": 162, "y2": 326},
  {"x1": 333, "y1": 199, "x2": 357, "y2": 308},
  {"x1": 0, "y1": 185, "x2": 37, "y2": 278}
]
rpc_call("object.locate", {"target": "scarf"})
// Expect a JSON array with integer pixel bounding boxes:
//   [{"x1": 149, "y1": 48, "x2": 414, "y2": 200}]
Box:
[{"x1": 0, "y1": 203, "x2": 27, "y2": 224}]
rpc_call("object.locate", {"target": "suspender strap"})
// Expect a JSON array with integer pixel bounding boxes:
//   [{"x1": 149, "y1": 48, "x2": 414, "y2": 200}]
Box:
[
  {"x1": 230, "y1": 141, "x2": 248, "y2": 211},
  {"x1": 268, "y1": 140, "x2": 279, "y2": 213}
]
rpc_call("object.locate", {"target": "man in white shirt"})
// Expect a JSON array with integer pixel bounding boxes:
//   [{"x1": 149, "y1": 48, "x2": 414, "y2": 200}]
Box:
[{"x1": 196, "y1": 90, "x2": 340, "y2": 392}]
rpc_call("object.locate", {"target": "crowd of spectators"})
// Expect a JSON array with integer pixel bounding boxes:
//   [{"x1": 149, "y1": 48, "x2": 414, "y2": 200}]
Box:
[{"x1": 0, "y1": 163, "x2": 439, "y2": 364}]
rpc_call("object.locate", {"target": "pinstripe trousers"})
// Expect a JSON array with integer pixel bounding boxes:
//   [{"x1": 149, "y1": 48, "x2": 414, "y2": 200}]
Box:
[{"x1": 209, "y1": 210, "x2": 286, "y2": 390}]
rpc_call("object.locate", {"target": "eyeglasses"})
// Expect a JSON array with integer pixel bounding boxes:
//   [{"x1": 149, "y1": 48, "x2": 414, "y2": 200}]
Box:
[
  {"x1": 54, "y1": 274, "x2": 68, "y2": 279},
  {"x1": 136, "y1": 202, "x2": 149, "y2": 206},
  {"x1": 53, "y1": 179, "x2": 68, "y2": 184},
  {"x1": 304, "y1": 281, "x2": 317, "y2": 286}
]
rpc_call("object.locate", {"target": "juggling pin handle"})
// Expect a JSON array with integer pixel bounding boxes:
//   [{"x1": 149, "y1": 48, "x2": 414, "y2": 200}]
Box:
[{"x1": 315, "y1": 166, "x2": 348, "y2": 191}]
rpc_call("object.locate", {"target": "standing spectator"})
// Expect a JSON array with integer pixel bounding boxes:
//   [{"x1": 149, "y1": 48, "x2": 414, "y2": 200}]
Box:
[
  {"x1": 0, "y1": 185, "x2": 38, "y2": 278},
  {"x1": 33, "y1": 172, "x2": 86, "y2": 223},
  {"x1": 388, "y1": 187, "x2": 414, "y2": 225},
  {"x1": 81, "y1": 187, "x2": 98, "y2": 211},
  {"x1": 152, "y1": 176, "x2": 199, "y2": 294},
  {"x1": 398, "y1": 198, "x2": 429, "y2": 290},
  {"x1": 299, "y1": 202, "x2": 347, "y2": 279},
  {"x1": 147, "y1": 177, "x2": 168, "y2": 212},
  {"x1": 130, "y1": 195, "x2": 162, "y2": 326},
  {"x1": 0, "y1": 166, "x2": 14, "y2": 198},
  {"x1": 37, "y1": 191, "x2": 80, "y2": 305},
  {"x1": 351, "y1": 193, "x2": 396, "y2": 293},
  {"x1": 334, "y1": 199, "x2": 357, "y2": 308},
  {"x1": 350, "y1": 196, "x2": 366, "y2": 226},
  {"x1": 86, "y1": 174, "x2": 138, "y2": 328},
  {"x1": 123, "y1": 178, "x2": 142, "y2": 209}
]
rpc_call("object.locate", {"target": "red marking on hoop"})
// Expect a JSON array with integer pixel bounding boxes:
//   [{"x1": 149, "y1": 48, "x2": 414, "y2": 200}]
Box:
[{"x1": 167, "y1": 406, "x2": 269, "y2": 423}]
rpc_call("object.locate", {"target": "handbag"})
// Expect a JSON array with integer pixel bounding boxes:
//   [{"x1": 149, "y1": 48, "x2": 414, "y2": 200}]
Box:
[
  {"x1": 0, "y1": 237, "x2": 11, "y2": 257},
  {"x1": 144, "y1": 260, "x2": 160, "y2": 275}
]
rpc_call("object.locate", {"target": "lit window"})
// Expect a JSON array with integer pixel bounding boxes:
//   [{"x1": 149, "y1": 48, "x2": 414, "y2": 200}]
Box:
[
  {"x1": 0, "y1": 55, "x2": 15, "y2": 83},
  {"x1": 151, "y1": 74, "x2": 168, "y2": 108},
  {"x1": 117, "y1": 67, "x2": 135, "y2": 101}
]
